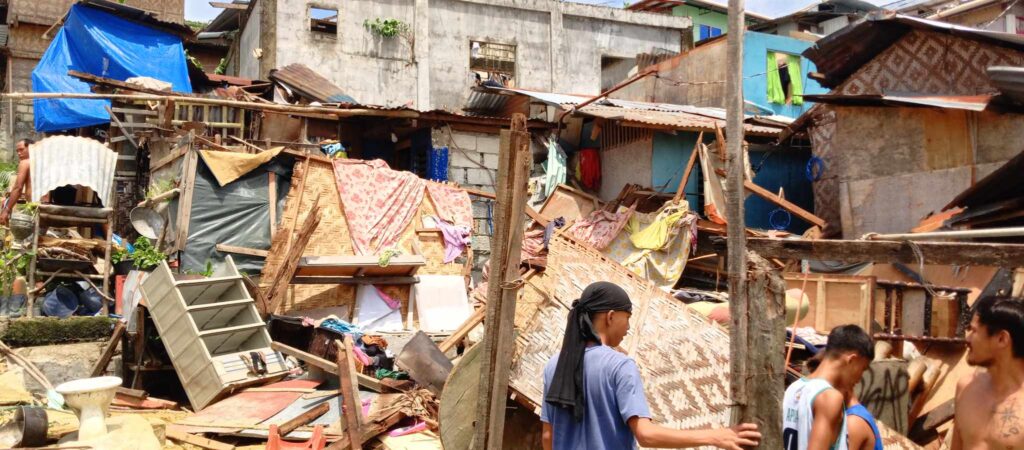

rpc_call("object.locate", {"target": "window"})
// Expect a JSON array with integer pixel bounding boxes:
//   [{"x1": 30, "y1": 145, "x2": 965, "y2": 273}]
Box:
[
  {"x1": 698, "y1": 25, "x2": 722, "y2": 41},
  {"x1": 767, "y1": 52, "x2": 803, "y2": 106},
  {"x1": 309, "y1": 7, "x2": 337, "y2": 35},
  {"x1": 470, "y1": 41, "x2": 516, "y2": 87}
]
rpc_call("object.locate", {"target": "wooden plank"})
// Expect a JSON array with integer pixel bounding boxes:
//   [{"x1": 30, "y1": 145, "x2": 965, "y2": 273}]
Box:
[
  {"x1": 474, "y1": 115, "x2": 532, "y2": 449},
  {"x1": 438, "y1": 307, "x2": 485, "y2": 354},
  {"x1": 713, "y1": 168, "x2": 825, "y2": 228},
  {"x1": 277, "y1": 399, "x2": 330, "y2": 436},
  {"x1": 674, "y1": 131, "x2": 703, "y2": 203},
  {"x1": 290, "y1": 276, "x2": 418, "y2": 285},
  {"x1": 270, "y1": 342, "x2": 383, "y2": 393},
  {"x1": 215, "y1": 244, "x2": 269, "y2": 258},
  {"x1": 269, "y1": 173, "x2": 277, "y2": 239},
  {"x1": 741, "y1": 237, "x2": 1024, "y2": 267},
  {"x1": 336, "y1": 337, "x2": 363, "y2": 449},
  {"x1": 91, "y1": 321, "x2": 126, "y2": 377},
  {"x1": 176, "y1": 149, "x2": 199, "y2": 253},
  {"x1": 166, "y1": 428, "x2": 235, "y2": 450},
  {"x1": 439, "y1": 342, "x2": 482, "y2": 450},
  {"x1": 264, "y1": 195, "x2": 322, "y2": 315},
  {"x1": 210, "y1": 1, "x2": 249, "y2": 9}
]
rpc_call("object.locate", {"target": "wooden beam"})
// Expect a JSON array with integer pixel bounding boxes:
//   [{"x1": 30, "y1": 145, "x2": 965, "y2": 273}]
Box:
[
  {"x1": 290, "y1": 276, "x2": 418, "y2": 285},
  {"x1": 264, "y1": 195, "x2": 322, "y2": 315},
  {"x1": 215, "y1": 244, "x2": 269, "y2": 258},
  {"x1": 276, "y1": 402, "x2": 330, "y2": 436},
  {"x1": 90, "y1": 321, "x2": 126, "y2": 377},
  {"x1": 715, "y1": 168, "x2": 825, "y2": 228},
  {"x1": 674, "y1": 131, "x2": 703, "y2": 203},
  {"x1": 739, "y1": 237, "x2": 1024, "y2": 267},
  {"x1": 474, "y1": 114, "x2": 532, "y2": 449},
  {"x1": 335, "y1": 337, "x2": 363, "y2": 449},
  {"x1": 438, "y1": 307, "x2": 485, "y2": 354},
  {"x1": 270, "y1": 342, "x2": 384, "y2": 393},
  {"x1": 268, "y1": 172, "x2": 277, "y2": 239}
]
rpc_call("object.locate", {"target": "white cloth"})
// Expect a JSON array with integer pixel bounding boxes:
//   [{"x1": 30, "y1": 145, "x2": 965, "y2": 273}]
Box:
[
  {"x1": 413, "y1": 275, "x2": 471, "y2": 332},
  {"x1": 783, "y1": 378, "x2": 848, "y2": 450},
  {"x1": 353, "y1": 285, "x2": 403, "y2": 331},
  {"x1": 122, "y1": 270, "x2": 149, "y2": 333}
]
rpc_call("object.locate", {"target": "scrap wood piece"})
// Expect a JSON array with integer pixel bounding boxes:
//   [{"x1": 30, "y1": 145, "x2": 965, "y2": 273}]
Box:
[
  {"x1": 713, "y1": 168, "x2": 825, "y2": 228},
  {"x1": 216, "y1": 244, "x2": 269, "y2": 258},
  {"x1": 270, "y1": 342, "x2": 385, "y2": 393},
  {"x1": 437, "y1": 307, "x2": 485, "y2": 354},
  {"x1": 439, "y1": 342, "x2": 481, "y2": 450},
  {"x1": 90, "y1": 321, "x2": 126, "y2": 377},
  {"x1": 264, "y1": 194, "x2": 322, "y2": 316},
  {"x1": 395, "y1": 331, "x2": 454, "y2": 396},
  {"x1": 277, "y1": 401, "x2": 331, "y2": 436},
  {"x1": 336, "y1": 337, "x2": 364, "y2": 449},
  {"x1": 166, "y1": 427, "x2": 235, "y2": 450},
  {"x1": 112, "y1": 393, "x2": 178, "y2": 410}
]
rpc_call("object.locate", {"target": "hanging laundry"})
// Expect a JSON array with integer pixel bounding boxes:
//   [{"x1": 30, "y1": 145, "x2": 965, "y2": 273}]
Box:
[
  {"x1": 354, "y1": 284, "x2": 403, "y2": 332},
  {"x1": 578, "y1": 148, "x2": 601, "y2": 190},
  {"x1": 425, "y1": 182, "x2": 473, "y2": 228},
  {"x1": 413, "y1": 275, "x2": 472, "y2": 332},
  {"x1": 629, "y1": 202, "x2": 689, "y2": 250},
  {"x1": 544, "y1": 139, "x2": 567, "y2": 197},
  {"x1": 567, "y1": 205, "x2": 635, "y2": 250},
  {"x1": 604, "y1": 202, "x2": 696, "y2": 290},
  {"x1": 433, "y1": 216, "x2": 472, "y2": 263},
  {"x1": 333, "y1": 159, "x2": 425, "y2": 256}
]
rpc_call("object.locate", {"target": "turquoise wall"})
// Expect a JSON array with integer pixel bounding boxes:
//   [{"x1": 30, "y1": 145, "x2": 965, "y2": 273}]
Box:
[
  {"x1": 652, "y1": 132, "x2": 813, "y2": 233},
  {"x1": 673, "y1": 5, "x2": 729, "y2": 43},
  {"x1": 742, "y1": 31, "x2": 828, "y2": 118}
]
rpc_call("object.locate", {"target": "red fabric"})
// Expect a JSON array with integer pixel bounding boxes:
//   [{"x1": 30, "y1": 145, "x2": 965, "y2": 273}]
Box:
[
  {"x1": 426, "y1": 182, "x2": 474, "y2": 228},
  {"x1": 578, "y1": 148, "x2": 601, "y2": 190},
  {"x1": 333, "y1": 159, "x2": 425, "y2": 256},
  {"x1": 567, "y1": 205, "x2": 635, "y2": 250}
]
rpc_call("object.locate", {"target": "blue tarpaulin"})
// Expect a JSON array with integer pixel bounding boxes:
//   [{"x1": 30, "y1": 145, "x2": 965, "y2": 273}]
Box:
[{"x1": 31, "y1": 4, "x2": 192, "y2": 132}]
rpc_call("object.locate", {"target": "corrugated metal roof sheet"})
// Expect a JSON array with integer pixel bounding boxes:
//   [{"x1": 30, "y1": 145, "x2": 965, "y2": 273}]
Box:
[
  {"x1": 29, "y1": 136, "x2": 117, "y2": 207},
  {"x1": 269, "y1": 64, "x2": 357, "y2": 104},
  {"x1": 469, "y1": 87, "x2": 783, "y2": 136},
  {"x1": 802, "y1": 93, "x2": 993, "y2": 111},
  {"x1": 988, "y1": 66, "x2": 1024, "y2": 104}
]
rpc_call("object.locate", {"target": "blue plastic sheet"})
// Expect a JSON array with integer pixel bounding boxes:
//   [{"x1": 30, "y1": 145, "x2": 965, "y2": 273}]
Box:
[{"x1": 31, "y1": 4, "x2": 192, "y2": 132}]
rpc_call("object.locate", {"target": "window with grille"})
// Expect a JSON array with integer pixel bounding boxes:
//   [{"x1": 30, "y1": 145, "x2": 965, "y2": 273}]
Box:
[{"x1": 470, "y1": 41, "x2": 516, "y2": 84}]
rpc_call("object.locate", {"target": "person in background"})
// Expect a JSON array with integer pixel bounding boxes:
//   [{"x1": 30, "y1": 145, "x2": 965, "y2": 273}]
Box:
[
  {"x1": 541, "y1": 281, "x2": 762, "y2": 450},
  {"x1": 0, "y1": 139, "x2": 33, "y2": 225},
  {"x1": 783, "y1": 324, "x2": 874, "y2": 450},
  {"x1": 844, "y1": 387, "x2": 882, "y2": 450},
  {"x1": 951, "y1": 296, "x2": 1024, "y2": 449}
]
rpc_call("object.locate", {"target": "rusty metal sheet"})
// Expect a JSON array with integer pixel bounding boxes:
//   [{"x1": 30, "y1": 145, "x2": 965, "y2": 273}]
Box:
[
  {"x1": 177, "y1": 379, "x2": 322, "y2": 428},
  {"x1": 269, "y1": 63, "x2": 356, "y2": 104}
]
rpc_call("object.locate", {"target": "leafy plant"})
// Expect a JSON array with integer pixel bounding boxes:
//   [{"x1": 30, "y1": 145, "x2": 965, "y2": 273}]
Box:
[
  {"x1": 146, "y1": 179, "x2": 176, "y2": 201},
  {"x1": 130, "y1": 237, "x2": 167, "y2": 270},
  {"x1": 215, "y1": 57, "x2": 228, "y2": 76},
  {"x1": 183, "y1": 260, "x2": 215, "y2": 277},
  {"x1": 185, "y1": 50, "x2": 203, "y2": 71},
  {"x1": 185, "y1": 20, "x2": 210, "y2": 32},
  {"x1": 364, "y1": 18, "x2": 409, "y2": 38},
  {"x1": 111, "y1": 246, "x2": 130, "y2": 265},
  {"x1": 15, "y1": 202, "x2": 38, "y2": 216},
  {"x1": 0, "y1": 248, "x2": 33, "y2": 296}
]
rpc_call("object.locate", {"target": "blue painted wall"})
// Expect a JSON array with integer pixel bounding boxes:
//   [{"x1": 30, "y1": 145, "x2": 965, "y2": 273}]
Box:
[
  {"x1": 742, "y1": 31, "x2": 828, "y2": 118},
  {"x1": 652, "y1": 132, "x2": 814, "y2": 233}
]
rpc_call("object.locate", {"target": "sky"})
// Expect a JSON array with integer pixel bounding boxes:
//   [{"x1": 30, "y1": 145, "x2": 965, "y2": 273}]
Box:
[{"x1": 184, "y1": 0, "x2": 883, "y2": 22}]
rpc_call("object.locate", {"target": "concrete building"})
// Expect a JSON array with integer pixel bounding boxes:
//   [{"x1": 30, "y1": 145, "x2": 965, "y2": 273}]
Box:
[
  {"x1": 896, "y1": 0, "x2": 1024, "y2": 33},
  {"x1": 625, "y1": 0, "x2": 769, "y2": 45},
  {"x1": 0, "y1": 0, "x2": 185, "y2": 157},
  {"x1": 750, "y1": 0, "x2": 879, "y2": 39},
  {"x1": 211, "y1": 0, "x2": 690, "y2": 112}
]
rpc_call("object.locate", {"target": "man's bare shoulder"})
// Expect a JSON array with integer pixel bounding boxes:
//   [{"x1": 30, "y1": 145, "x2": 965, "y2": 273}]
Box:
[
  {"x1": 16, "y1": 159, "x2": 29, "y2": 173},
  {"x1": 957, "y1": 369, "x2": 988, "y2": 396}
]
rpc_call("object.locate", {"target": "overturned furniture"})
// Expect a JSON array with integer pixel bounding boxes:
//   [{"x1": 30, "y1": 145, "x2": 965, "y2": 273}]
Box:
[{"x1": 141, "y1": 256, "x2": 287, "y2": 409}]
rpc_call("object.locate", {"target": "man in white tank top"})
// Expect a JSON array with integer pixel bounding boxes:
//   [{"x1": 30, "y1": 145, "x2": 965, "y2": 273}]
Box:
[{"x1": 783, "y1": 325, "x2": 874, "y2": 450}]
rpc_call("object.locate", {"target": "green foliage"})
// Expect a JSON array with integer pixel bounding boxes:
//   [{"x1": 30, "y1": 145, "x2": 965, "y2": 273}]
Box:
[
  {"x1": 111, "y1": 246, "x2": 129, "y2": 265},
  {"x1": 183, "y1": 260, "x2": 215, "y2": 277},
  {"x1": 130, "y1": 237, "x2": 167, "y2": 270},
  {"x1": 185, "y1": 50, "x2": 203, "y2": 71},
  {"x1": 363, "y1": 18, "x2": 409, "y2": 38},
  {"x1": 185, "y1": 20, "x2": 210, "y2": 32},
  {"x1": 14, "y1": 202, "x2": 37, "y2": 216},
  {"x1": 1, "y1": 317, "x2": 117, "y2": 347},
  {"x1": 0, "y1": 248, "x2": 33, "y2": 296},
  {"x1": 146, "y1": 179, "x2": 175, "y2": 201},
  {"x1": 215, "y1": 58, "x2": 228, "y2": 76}
]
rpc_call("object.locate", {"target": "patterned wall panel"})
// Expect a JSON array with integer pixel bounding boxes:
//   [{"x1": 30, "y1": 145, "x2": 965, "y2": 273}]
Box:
[
  {"x1": 837, "y1": 30, "x2": 1024, "y2": 96},
  {"x1": 807, "y1": 107, "x2": 840, "y2": 237}
]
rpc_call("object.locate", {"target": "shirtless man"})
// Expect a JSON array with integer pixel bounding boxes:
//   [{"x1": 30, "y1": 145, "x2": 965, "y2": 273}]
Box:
[
  {"x1": 952, "y1": 296, "x2": 1024, "y2": 450},
  {"x1": 0, "y1": 139, "x2": 33, "y2": 226}
]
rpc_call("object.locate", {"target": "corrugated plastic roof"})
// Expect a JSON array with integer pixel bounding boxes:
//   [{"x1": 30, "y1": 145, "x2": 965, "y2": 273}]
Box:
[{"x1": 30, "y1": 136, "x2": 117, "y2": 207}]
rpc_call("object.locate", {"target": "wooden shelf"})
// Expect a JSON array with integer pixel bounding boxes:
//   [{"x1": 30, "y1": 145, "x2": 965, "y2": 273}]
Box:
[{"x1": 295, "y1": 255, "x2": 426, "y2": 277}]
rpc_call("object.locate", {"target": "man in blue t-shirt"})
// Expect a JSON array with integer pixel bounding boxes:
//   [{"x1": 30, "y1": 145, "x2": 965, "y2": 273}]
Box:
[{"x1": 541, "y1": 282, "x2": 761, "y2": 450}]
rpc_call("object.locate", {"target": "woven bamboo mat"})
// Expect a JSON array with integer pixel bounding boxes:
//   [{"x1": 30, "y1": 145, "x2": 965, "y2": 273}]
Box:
[
  {"x1": 879, "y1": 422, "x2": 924, "y2": 450},
  {"x1": 510, "y1": 234, "x2": 732, "y2": 445},
  {"x1": 260, "y1": 159, "x2": 466, "y2": 318}
]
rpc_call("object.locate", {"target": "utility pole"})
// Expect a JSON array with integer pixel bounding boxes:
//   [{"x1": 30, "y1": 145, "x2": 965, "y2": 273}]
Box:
[{"x1": 726, "y1": 1, "x2": 784, "y2": 448}]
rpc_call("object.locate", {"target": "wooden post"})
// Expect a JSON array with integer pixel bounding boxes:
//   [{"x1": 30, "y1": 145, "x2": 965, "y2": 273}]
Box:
[
  {"x1": 268, "y1": 172, "x2": 277, "y2": 239},
  {"x1": 335, "y1": 337, "x2": 363, "y2": 449},
  {"x1": 725, "y1": 0, "x2": 750, "y2": 422},
  {"x1": 473, "y1": 114, "x2": 532, "y2": 450},
  {"x1": 726, "y1": 1, "x2": 784, "y2": 446},
  {"x1": 674, "y1": 131, "x2": 703, "y2": 204},
  {"x1": 91, "y1": 321, "x2": 126, "y2": 377}
]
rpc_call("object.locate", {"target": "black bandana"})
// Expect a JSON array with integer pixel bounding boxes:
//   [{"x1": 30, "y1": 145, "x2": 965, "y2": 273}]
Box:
[{"x1": 544, "y1": 282, "x2": 633, "y2": 420}]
